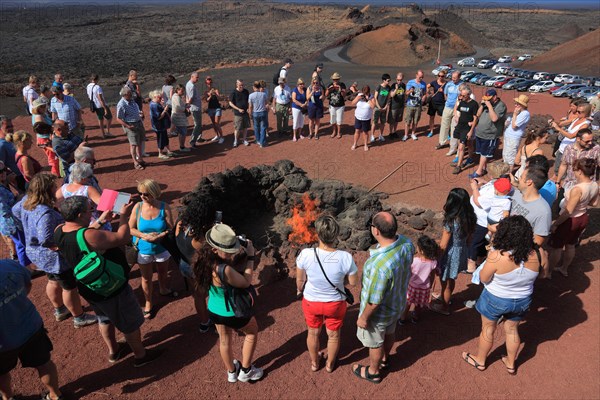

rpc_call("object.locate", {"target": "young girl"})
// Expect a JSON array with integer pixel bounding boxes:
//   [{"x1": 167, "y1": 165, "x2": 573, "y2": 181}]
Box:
[
  {"x1": 430, "y1": 188, "x2": 476, "y2": 315},
  {"x1": 400, "y1": 235, "x2": 439, "y2": 323}
]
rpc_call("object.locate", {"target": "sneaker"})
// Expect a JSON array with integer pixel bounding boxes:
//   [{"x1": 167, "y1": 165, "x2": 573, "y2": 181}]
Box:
[
  {"x1": 378, "y1": 135, "x2": 385, "y2": 142},
  {"x1": 427, "y1": 131, "x2": 434, "y2": 137},
  {"x1": 411, "y1": 133, "x2": 418, "y2": 141},
  {"x1": 452, "y1": 166, "x2": 462, "y2": 175},
  {"x1": 73, "y1": 313, "x2": 98, "y2": 328},
  {"x1": 179, "y1": 147, "x2": 191, "y2": 153},
  {"x1": 468, "y1": 171, "x2": 483, "y2": 180},
  {"x1": 218, "y1": 137, "x2": 225, "y2": 144},
  {"x1": 133, "y1": 348, "x2": 162, "y2": 368},
  {"x1": 228, "y1": 359, "x2": 241, "y2": 383},
  {"x1": 462, "y1": 158, "x2": 475, "y2": 169},
  {"x1": 464, "y1": 300, "x2": 477, "y2": 309},
  {"x1": 158, "y1": 154, "x2": 170, "y2": 160},
  {"x1": 370, "y1": 135, "x2": 375, "y2": 143},
  {"x1": 237, "y1": 364, "x2": 264, "y2": 382},
  {"x1": 243, "y1": 140, "x2": 249, "y2": 146},
  {"x1": 233, "y1": 141, "x2": 238, "y2": 148},
  {"x1": 401, "y1": 135, "x2": 408, "y2": 142},
  {"x1": 108, "y1": 341, "x2": 130, "y2": 363},
  {"x1": 142, "y1": 153, "x2": 150, "y2": 157},
  {"x1": 199, "y1": 320, "x2": 213, "y2": 333},
  {"x1": 54, "y1": 307, "x2": 71, "y2": 322},
  {"x1": 211, "y1": 136, "x2": 219, "y2": 142},
  {"x1": 445, "y1": 150, "x2": 457, "y2": 156},
  {"x1": 484, "y1": 233, "x2": 491, "y2": 241}
]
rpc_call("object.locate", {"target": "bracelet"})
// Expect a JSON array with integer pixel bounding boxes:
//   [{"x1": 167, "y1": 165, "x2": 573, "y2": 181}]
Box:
[{"x1": 97, "y1": 219, "x2": 105, "y2": 225}]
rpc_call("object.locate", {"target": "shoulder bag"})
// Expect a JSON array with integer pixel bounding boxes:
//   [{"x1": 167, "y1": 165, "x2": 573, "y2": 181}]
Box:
[
  {"x1": 89, "y1": 84, "x2": 98, "y2": 112},
  {"x1": 216, "y1": 264, "x2": 257, "y2": 319},
  {"x1": 313, "y1": 247, "x2": 354, "y2": 305}
]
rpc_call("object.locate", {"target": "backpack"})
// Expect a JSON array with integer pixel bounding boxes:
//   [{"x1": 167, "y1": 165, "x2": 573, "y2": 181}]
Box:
[
  {"x1": 217, "y1": 264, "x2": 257, "y2": 319},
  {"x1": 88, "y1": 84, "x2": 98, "y2": 112},
  {"x1": 272, "y1": 67, "x2": 286, "y2": 85},
  {"x1": 73, "y1": 228, "x2": 126, "y2": 297}
]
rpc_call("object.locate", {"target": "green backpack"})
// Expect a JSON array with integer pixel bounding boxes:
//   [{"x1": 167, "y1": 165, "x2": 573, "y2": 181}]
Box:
[{"x1": 73, "y1": 228, "x2": 126, "y2": 297}]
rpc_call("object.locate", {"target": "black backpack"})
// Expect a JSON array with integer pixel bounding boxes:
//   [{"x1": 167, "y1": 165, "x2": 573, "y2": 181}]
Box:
[
  {"x1": 217, "y1": 264, "x2": 257, "y2": 319},
  {"x1": 272, "y1": 67, "x2": 286, "y2": 85}
]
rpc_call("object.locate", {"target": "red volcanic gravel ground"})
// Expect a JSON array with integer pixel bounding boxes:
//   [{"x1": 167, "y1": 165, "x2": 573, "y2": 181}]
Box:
[{"x1": 8, "y1": 88, "x2": 599, "y2": 399}]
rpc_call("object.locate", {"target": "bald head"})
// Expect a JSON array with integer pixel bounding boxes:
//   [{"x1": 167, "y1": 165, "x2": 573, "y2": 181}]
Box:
[
  {"x1": 372, "y1": 211, "x2": 397, "y2": 239},
  {"x1": 416, "y1": 70, "x2": 424, "y2": 81},
  {"x1": 52, "y1": 120, "x2": 67, "y2": 136}
]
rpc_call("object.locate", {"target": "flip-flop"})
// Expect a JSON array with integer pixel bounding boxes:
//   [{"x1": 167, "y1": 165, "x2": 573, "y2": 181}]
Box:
[
  {"x1": 462, "y1": 352, "x2": 486, "y2": 371},
  {"x1": 143, "y1": 308, "x2": 153, "y2": 319},
  {"x1": 501, "y1": 356, "x2": 517, "y2": 375},
  {"x1": 352, "y1": 364, "x2": 381, "y2": 384}
]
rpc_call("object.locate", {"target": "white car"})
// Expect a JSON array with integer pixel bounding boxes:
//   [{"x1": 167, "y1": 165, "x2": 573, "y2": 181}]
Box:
[
  {"x1": 498, "y1": 56, "x2": 513, "y2": 63},
  {"x1": 518, "y1": 54, "x2": 533, "y2": 61},
  {"x1": 477, "y1": 59, "x2": 494, "y2": 69},
  {"x1": 533, "y1": 71, "x2": 549, "y2": 81},
  {"x1": 554, "y1": 74, "x2": 580, "y2": 83},
  {"x1": 457, "y1": 57, "x2": 475, "y2": 67},
  {"x1": 485, "y1": 76, "x2": 507, "y2": 86},
  {"x1": 528, "y1": 81, "x2": 556, "y2": 92},
  {"x1": 432, "y1": 65, "x2": 451, "y2": 75},
  {"x1": 492, "y1": 63, "x2": 510, "y2": 73}
]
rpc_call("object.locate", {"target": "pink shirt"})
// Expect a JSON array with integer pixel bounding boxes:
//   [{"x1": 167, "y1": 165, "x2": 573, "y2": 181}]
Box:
[{"x1": 409, "y1": 256, "x2": 437, "y2": 290}]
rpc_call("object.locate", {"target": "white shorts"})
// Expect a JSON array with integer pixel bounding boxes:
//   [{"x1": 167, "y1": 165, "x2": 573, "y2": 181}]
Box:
[
  {"x1": 329, "y1": 106, "x2": 344, "y2": 125},
  {"x1": 292, "y1": 108, "x2": 305, "y2": 130},
  {"x1": 138, "y1": 250, "x2": 171, "y2": 265}
]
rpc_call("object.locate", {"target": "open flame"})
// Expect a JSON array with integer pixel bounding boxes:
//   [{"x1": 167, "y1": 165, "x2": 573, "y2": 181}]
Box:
[{"x1": 286, "y1": 193, "x2": 319, "y2": 244}]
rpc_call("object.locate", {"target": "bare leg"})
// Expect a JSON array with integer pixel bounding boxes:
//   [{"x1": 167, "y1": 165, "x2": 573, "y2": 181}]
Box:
[
  {"x1": 369, "y1": 346, "x2": 384, "y2": 377},
  {"x1": 36, "y1": 361, "x2": 62, "y2": 400},
  {"x1": 429, "y1": 115, "x2": 435, "y2": 133},
  {"x1": 189, "y1": 279, "x2": 209, "y2": 323},
  {"x1": 62, "y1": 288, "x2": 84, "y2": 317},
  {"x1": 441, "y1": 278, "x2": 455, "y2": 311},
  {"x1": 106, "y1": 118, "x2": 112, "y2": 135},
  {"x1": 139, "y1": 263, "x2": 154, "y2": 312},
  {"x1": 155, "y1": 260, "x2": 172, "y2": 294},
  {"x1": 382, "y1": 332, "x2": 395, "y2": 364},
  {"x1": 124, "y1": 328, "x2": 146, "y2": 359},
  {"x1": 239, "y1": 317, "x2": 259, "y2": 369},
  {"x1": 462, "y1": 315, "x2": 496, "y2": 369},
  {"x1": 548, "y1": 247, "x2": 562, "y2": 275},
  {"x1": 325, "y1": 328, "x2": 340, "y2": 370},
  {"x1": 46, "y1": 279, "x2": 64, "y2": 309},
  {"x1": 456, "y1": 142, "x2": 465, "y2": 166},
  {"x1": 561, "y1": 245, "x2": 576, "y2": 274},
  {"x1": 130, "y1": 144, "x2": 138, "y2": 164},
  {"x1": 503, "y1": 320, "x2": 521, "y2": 369},
  {"x1": 307, "y1": 326, "x2": 321, "y2": 369},
  {"x1": 314, "y1": 121, "x2": 321, "y2": 138},
  {"x1": 352, "y1": 129, "x2": 360, "y2": 149},
  {"x1": 476, "y1": 155, "x2": 488, "y2": 175},
  {"x1": 98, "y1": 322, "x2": 118, "y2": 355},
  {"x1": 216, "y1": 324, "x2": 235, "y2": 372},
  {"x1": 99, "y1": 118, "x2": 106, "y2": 136}
]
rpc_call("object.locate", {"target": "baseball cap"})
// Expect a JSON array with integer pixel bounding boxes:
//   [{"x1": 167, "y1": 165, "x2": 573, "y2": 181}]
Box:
[
  {"x1": 485, "y1": 89, "x2": 497, "y2": 97},
  {"x1": 494, "y1": 178, "x2": 511, "y2": 195}
]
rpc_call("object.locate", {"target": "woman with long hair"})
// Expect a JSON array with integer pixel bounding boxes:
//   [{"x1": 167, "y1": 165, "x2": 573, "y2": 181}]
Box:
[
  {"x1": 351, "y1": 85, "x2": 376, "y2": 151},
  {"x1": 12, "y1": 173, "x2": 97, "y2": 327},
  {"x1": 6, "y1": 130, "x2": 42, "y2": 184},
  {"x1": 514, "y1": 128, "x2": 549, "y2": 179},
  {"x1": 461, "y1": 215, "x2": 540, "y2": 375},
  {"x1": 550, "y1": 102, "x2": 591, "y2": 174},
  {"x1": 128, "y1": 179, "x2": 177, "y2": 318},
  {"x1": 193, "y1": 224, "x2": 264, "y2": 383},
  {"x1": 430, "y1": 188, "x2": 476, "y2": 315},
  {"x1": 548, "y1": 158, "x2": 598, "y2": 277},
  {"x1": 296, "y1": 215, "x2": 358, "y2": 372}
]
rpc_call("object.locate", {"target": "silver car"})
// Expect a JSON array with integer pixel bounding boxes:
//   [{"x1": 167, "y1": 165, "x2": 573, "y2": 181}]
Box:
[{"x1": 458, "y1": 57, "x2": 475, "y2": 67}]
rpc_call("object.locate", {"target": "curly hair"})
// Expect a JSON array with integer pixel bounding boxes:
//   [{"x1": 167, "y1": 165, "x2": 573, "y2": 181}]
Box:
[
  {"x1": 417, "y1": 235, "x2": 440, "y2": 261},
  {"x1": 492, "y1": 215, "x2": 534, "y2": 265},
  {"x1": 178, "y1": 187, "x2": 217, "y2": 241},
  {"x1": 443, "y1": 188, "x2": 476, "y2": 237}
]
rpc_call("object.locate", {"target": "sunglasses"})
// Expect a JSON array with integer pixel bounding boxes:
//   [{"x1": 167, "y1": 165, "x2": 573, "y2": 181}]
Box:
[
  {"x1": 138, "y1": 192, "x2": 149, "y2": 197},
  {"x1": 438, "y1": 75, "x2": 445, "y2": 77},
  {"x1": 576, "y1": 110, "x2": 585, "y2": 113}
]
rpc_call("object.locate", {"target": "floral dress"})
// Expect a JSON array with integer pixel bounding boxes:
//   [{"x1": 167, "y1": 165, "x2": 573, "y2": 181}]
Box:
[{"x1": 439, "y1": 219, "x2": 469, "y2": 281}]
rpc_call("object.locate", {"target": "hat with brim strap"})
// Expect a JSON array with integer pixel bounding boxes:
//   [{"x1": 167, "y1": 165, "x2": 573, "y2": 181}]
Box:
[{"x1": 205, "y1": 223, "x2": 241, "y2": 254}]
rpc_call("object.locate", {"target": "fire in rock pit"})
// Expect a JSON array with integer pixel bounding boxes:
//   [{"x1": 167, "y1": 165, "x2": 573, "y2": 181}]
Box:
[{"x1": 286, "y1": 193, "x2": 319, "y2": 245}]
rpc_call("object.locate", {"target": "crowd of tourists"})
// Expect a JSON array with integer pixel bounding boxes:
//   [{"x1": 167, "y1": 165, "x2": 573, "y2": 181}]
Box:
[{"x1": 1, "y1": 61, "x2": 599, "y2": 398}]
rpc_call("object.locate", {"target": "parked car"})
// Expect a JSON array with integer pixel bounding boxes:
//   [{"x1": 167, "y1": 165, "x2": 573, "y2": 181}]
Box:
[
  {"x1": 552, "y1": 84, "x2": 586, "y2": 97},
  {"x1": 477, "y1": 59, "x2": 495, "y2": 69},
  {"x1": 485, "y1": 76, "x2": 508, "y2": 86},
  {"x1": 529, "y1": 81, "x2": 557, "y2": 92},
  {"x1": 432, "y1": 65, "x2": 451, "y2": 76},
  {"x1": 540, "y1": 73, "x2": 557, "y2": 81},
  {"x1": 457, "y1": 57, "x2": 476, "y2": 67},
  {"x1": 498, "y1": 55, "x2": 513, "y2": 63},
  {"x1": 515, "y1": 80, "x2": 538, "y2": 91},
  {"x1": 502, "y1": 78, "x2": 528, "y2": 90},
  {"x1": 469, "y1": 73, "x2": 486, "y2": 83},
  {"x1": 569, "y1": 86, "x2": 597, "y2": 98},
  {"x1": 517, "y1": 54, "x2": 533, "y2": 61},
  {"x1": 460, "y1": 70, "x2": 477, "y2": 80},
  {"x1": 586, "y1": 92, "x2": 600, "y2": 102},
  {"x1": 510, "y1": 68, "x2": 523, "y2": 77},
  {"x1": 492, "y1": 63, "x2": 510, "y2": 73},
  {"x1": 595, "y1": 80, "x2": 600, "y2": 88},
  {"x1": 554, "y1": 74, "x2": 580, "y2": 83},
  {"x1": 548, "y1": 83, "x2": 566, "y2": 94},
  {"x1": 533, "y1": 72, "x2": 549, "y2": 80},
  {"x1": 476, "y1": 75, "x2": 493, "y2": 85},
  {"x1": 496, "y1": 66, "x2": 512, "y2": 75},
  {"x1": 522, "y1": 71, "x2": 536, "y2": 79},
  {"x1": 494, "y1": 77, "x2": 513, "y2": 88},
  {"x1": 576, "y1": 87, "x2": 599, "y2": 99}
]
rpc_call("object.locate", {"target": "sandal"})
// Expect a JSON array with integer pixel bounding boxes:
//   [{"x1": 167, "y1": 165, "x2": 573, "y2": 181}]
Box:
[
  {"x1": 462, "y1": 352, "x2": 486, "y2": 371},
  {"x1": 501, "y1": 356, "x2": 516, "y2": 375},
  {"x1": 379, "y1": 359, "x2": 389, "y2": 370},
  {"x1": 134, "y1": 163, "x2": 145, "y2": 170},
  {"x1": 352, "y1": 364, "x2": 381, "y2": 384},
  {"x1": 159, "y1": 290, "x2": 179, "y2": 298},
  {"x1": 143, "y1": 308, "x2": 153, "y2": 319}
]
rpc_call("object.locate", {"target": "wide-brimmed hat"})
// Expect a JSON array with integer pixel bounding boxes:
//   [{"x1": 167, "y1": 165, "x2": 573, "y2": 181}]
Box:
[
  {"x1": 514, "y1": 94, "x2": 529, "y2": 108},
  {"x1": 32, "y1": 98, "x2": 47, "y2": 110},
  {"x1": 205, "y1": 223, "x2": 241, "y2": 254},
  {"x1": 331, "y1": 72, "x2": 341, "y2": 80}
]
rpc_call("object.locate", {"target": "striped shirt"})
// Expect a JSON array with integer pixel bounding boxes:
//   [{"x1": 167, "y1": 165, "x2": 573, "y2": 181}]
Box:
[
  {"x1": 116, "y1": 98, "x2": 142, "y2": 123},
  {"x1": 359, "y1": 235, "x2": 414, "y2": 326},
  {"x1": 50, "y1": 95, "x2": 81, "y2": 130}
]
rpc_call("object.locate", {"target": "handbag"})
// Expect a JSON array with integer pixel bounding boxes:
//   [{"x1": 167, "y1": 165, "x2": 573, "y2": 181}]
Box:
[{"x1": 313, "y1": 247, "x2": 354, "y2": 305}]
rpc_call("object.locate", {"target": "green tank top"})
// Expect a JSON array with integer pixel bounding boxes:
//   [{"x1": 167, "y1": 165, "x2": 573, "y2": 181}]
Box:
[{"x1": 208, "y1": 283, "x2": 235, "y2": 317}]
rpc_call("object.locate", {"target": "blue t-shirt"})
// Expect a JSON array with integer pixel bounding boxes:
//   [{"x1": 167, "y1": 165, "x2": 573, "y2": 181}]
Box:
[
  {"x1": 540, "y1": 180, "x2": 557, "y2": 208},
  {"x1": 444, "y1": 80, "x2": 462, "y2": 109},
  {"x1": 406, "y1": 79, "x2": 427, "y2": 107},
  {"x1": 0, "y1": 139, "x2": 22, "y2": 178},
  {"x1": 0, "y1": 260, "x2": 43, "y2": 351}
]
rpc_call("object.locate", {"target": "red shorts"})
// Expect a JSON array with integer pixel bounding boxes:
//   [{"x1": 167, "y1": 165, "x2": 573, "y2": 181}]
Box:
[
  {"x1": 301, "y1": 298, "x2": 346, "y2": 331},
  {"x1": 549, "y1": 213, "x2": 589, "y2": 248},
  {"x1": 407, "y1": 285, "x2": 431, "y2": 308}
]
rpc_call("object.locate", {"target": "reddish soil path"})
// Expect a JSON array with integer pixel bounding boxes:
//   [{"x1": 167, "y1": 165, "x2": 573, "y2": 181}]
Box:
[{"x1": 8, "y1": 89, "x2": 599, "y2": 399}]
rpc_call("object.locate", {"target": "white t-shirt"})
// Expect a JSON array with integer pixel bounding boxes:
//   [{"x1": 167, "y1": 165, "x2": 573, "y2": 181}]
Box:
[
  {"x1": 559, "y1": 118, "x2": 590, "y2": 153},
  {"x1": 86, "y1": 83, "x2": 104, "y2": 109},
  {"x1": 503, "y1": 110, "x2": 530, "y2": 140},
  {"x1": 22, "y1": 85, "x2": 39, "y2": 112},
  {"x1": 273, "y1": 85, "x2": 292, "y2": 104},
  {"x1": 471, "y1": 181, "x2": 495, "y2": 227},
  {"x1": 296, "y1": 248, "x2": 357, "y2": 302},
  {"x1": 354, "y1": 98, "x2": 373, "y2": 121},
  {"x1": 479, "y1": 193, "x2": 512, "y2": 223}
]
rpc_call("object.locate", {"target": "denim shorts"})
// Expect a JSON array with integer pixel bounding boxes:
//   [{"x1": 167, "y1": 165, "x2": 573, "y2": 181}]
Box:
[
  {"x1": 476, "y1": 288, "x2": 532, "y2": 322},
  {"x1": 179, "y1": 259, "x2": 194, "y2": 279},
  {"x1": 207, "y1": 108, "x2": 222, "y2": 118}
]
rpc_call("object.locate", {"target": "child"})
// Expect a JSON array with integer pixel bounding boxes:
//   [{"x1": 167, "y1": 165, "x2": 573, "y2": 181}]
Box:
[
  {"x1": 400, "y1": 235, "x2": 439, "y2": 324},
  {"x1": 470, "y1": 177, "x2": 512, "y2": 240}
]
